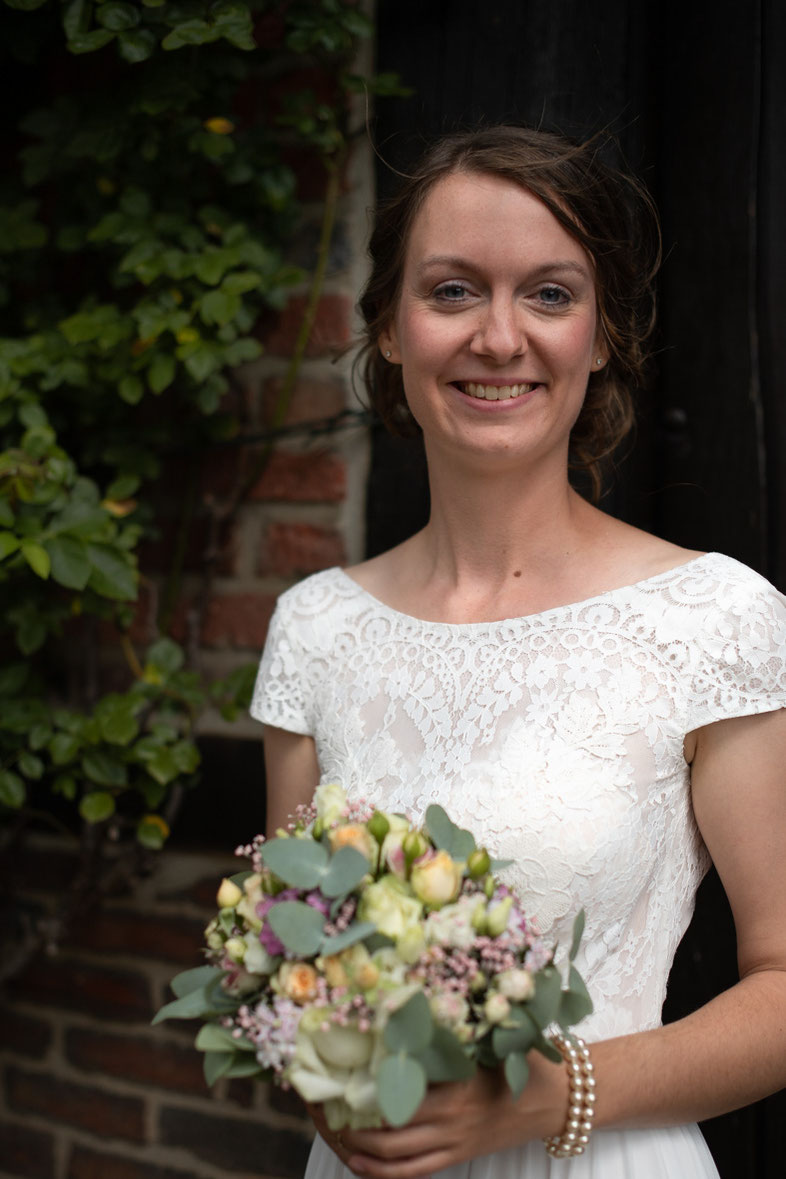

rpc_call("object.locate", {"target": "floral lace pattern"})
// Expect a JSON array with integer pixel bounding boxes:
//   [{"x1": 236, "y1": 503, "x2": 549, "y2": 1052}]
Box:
[{"x1": 252, "y1": 553, "x2": 786, "y2": 1040}]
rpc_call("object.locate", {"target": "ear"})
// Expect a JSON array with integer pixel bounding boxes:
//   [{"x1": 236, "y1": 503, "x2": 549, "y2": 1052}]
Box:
[{"x1": 379, "y1": 323, "x2": 401, "y2": 364}]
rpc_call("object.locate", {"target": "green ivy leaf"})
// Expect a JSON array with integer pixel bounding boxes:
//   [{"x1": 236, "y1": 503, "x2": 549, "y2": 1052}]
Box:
[
  {"x1": 146, "y1": 637, "x2": 184, "y2": 674},
  {"x1": 0, "y1": 532, "x2": 20, "y2": 561},
  {"x1": 0, "y1": 770, "x2": 25, "y2": 808},
  {"x1": 49, "y1": 731, "x2": 81, "y2": 765},
  {"x1": 45, "y1": 536, "x2": 91, "y2": 590},
  {"x1": 79, "y1": 790, "x2": 116, "y2": 822},
  {"x1": 18, "y1": 750, "x2": 44, "y2": 780},
  {"x1": 21, "y1": 540, "x2": 51, "y2": 579},
  {"x1": 148, "y1": 353, "x2": 175, "y2": 394},
  {"x1": 82, "y1": 749, "x2": 128, "y2": 787},
  {"x1": 86, "y1": 542, "x2": 136, "y2": 600},
  {"x1": 96, "y1": 2, "x2": 140, "y2": 32}
]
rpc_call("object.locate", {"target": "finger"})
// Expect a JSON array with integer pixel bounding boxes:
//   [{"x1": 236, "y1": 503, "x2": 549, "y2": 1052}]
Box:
[{"x1": 346, "y1": 1146, "x2": 449, "y2": 1179}]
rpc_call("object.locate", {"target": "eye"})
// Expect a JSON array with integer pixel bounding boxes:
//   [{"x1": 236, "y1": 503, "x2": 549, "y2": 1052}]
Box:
[
  {"x1": 433, "y1": 281, "x2": 472, "y2": 302},
  {"x1": 536, "y1": 284, "x2": 571, "y2": 308}
]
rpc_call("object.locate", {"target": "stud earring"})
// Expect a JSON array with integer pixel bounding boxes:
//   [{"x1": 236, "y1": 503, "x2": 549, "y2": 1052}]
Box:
[
  {"x1": 595, "y1": 357, "x2": 603, "y2": 366},
  {"x1": 385, "y1": 350, "x2": 392, "y2": 358}
]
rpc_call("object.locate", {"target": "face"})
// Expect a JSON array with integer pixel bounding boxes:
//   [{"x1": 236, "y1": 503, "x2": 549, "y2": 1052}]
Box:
[{"x1": 379, "y1": 171, "x2": 606, "y2": 472}]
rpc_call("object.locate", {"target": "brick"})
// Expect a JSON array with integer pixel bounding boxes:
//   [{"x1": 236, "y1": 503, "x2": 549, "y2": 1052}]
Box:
[
  {"x1": 65, "y1": 1028, "x2": 206, "y2": 1095},
  {"x1": 260, "y1": 522, "x2": 345, "y2": 578},
  {"x1": 268, "y1": 1082, "x2": 309, "y2": 1120},
  {"x1": 159, "y1": 1106, "x2": 312, "y2": 1176},
  {"x1": 0, "y1": 1005, "x2": 52, "y2": 1059},
  {"x1": 262, "y1": 294, "x2": 352, "y2": 358},
  {"x1": 9, "y1": 843, "x2": 79, "y2": 894},
  {"x1": 9, "y1": 956, "x2": 152, "y2": 1022},
  {"x1": 261, "y1": 376, "x2": 345, "y2": 429},
  {"x1": 6, "y1": 1066, "x2": 145, "y2": 1142},
  {"x1": 0, "y1": 1119, "x2": 55, "y2": 1179},
  {"x1": 247, "y1": 450, "x2": 346, "y2": 502},
  {"x1": 69, "y1": 910, "x2": 206, "y2": 967},
  {"x1": 199, "y1": 593, "x2": 277, "y2": 650},
  {"x1": 158, "y1": 874, "x2": 235, "y2": 909},
  {"x1": 68, "y1": 1145, "x2": 195, "y2": 1179}
]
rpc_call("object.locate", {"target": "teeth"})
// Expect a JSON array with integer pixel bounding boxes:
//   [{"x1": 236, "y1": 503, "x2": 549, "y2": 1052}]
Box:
[{"x1": 462, "y1": 382, "x2": 536, "y2": 401}]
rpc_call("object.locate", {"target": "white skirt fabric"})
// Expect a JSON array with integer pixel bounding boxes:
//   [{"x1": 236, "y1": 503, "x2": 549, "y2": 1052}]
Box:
[{"x1": 303, "y1": 1123, "x2": 719, "y2": 1179}]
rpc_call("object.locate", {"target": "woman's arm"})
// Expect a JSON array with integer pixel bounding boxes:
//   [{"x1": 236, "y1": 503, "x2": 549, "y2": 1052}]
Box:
[
  {"x1": 336, "y1": 707, "x2": 786, "y2": 1178},
  {"x1": 262, "y1": 724, "x2": 320, "y2": 838}
]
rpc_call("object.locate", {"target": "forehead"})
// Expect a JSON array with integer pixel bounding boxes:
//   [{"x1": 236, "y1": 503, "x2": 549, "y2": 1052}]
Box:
[{"x1": 405, "y1": 171, "x2": 591, "y2": 272}]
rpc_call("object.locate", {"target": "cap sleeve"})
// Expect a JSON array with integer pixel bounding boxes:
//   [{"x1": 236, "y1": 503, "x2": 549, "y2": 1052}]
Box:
[
  {"x1": 250, "y1": 598, "x2": 313, "y2": 736},
  {"x1": 686, "y1": 568, "x2": 786, "y2": 731}
]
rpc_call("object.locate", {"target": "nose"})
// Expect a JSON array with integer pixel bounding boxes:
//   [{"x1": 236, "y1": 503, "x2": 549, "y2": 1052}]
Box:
[{"x1": 470, "y1": 297, "x2": 525, "y2": 363}]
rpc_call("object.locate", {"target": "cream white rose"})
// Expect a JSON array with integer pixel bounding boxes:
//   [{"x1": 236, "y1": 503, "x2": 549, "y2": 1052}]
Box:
[
  {"x1": 314, "y1": 782, "x2": 348, "y2": 827},
  {"x1": 410, "y1": 850, "x2": 463, "y2": 908},
  {"x1": 357, "y1": 874, "x2": 423, "y2": 941}
]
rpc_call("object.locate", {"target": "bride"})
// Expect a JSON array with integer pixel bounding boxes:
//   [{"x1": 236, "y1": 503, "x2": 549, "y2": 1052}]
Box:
[{"x1": 251, "y1": 126, "x2": 786, "y2": 1177}]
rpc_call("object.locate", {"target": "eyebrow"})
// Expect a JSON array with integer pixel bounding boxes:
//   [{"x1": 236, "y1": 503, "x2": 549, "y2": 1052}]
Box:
[{"x1": 416, "y1": 256, "x2": 591, "y2": 280}]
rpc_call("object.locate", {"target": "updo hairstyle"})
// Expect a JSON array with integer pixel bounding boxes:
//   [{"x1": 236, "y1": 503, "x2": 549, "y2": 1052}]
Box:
[{"x1": 358, "y1": 126, "x2": 661, "y2": 499}]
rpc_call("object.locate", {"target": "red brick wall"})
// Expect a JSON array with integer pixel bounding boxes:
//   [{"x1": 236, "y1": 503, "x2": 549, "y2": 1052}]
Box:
[
  {"x1": 1, "y1": 838, "x2": 314, "y2": 1179},
  {"x1": 0, "y1": 90, "x2": 373, "y2": 1179}
]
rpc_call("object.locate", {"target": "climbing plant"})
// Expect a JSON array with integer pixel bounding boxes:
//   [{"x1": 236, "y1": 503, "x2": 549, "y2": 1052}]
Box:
[{"x1": 0, "y1": 0, "x2": 392, "y2": 974}]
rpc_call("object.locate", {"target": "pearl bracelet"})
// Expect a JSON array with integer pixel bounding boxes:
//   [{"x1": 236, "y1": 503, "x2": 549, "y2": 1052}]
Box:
[{"x1": 542, "y1": 1031, "x2": 596, "y2": 1159}]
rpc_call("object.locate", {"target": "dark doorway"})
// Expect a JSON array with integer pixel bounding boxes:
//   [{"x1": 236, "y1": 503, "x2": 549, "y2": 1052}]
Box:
[{"x1": 368, "y1": 2, "x2": 786, "y2": 1175}]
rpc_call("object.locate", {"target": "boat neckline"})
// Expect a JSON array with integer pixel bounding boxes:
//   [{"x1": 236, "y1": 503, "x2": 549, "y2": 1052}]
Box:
[{"x1": 331, "y1": 551, "x2": 719, "y2": 628}]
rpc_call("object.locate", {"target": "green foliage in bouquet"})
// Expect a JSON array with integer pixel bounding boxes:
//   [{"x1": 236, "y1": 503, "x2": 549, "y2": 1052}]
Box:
[
  {"x1": 0, "y1": 0, "x2": 400, "y2": 978},
  {"x1": 155, "y1": 788, "x2": 593, "y2": 1129}
]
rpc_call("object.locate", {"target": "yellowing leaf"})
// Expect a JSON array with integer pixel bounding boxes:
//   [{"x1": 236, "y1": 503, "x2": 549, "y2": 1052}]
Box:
[{"x1": 204, "y1": 117, "x2": 235, "y2": 135}]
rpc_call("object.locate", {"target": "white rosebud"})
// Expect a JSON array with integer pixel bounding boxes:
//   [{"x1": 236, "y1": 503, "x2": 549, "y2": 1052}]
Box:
[
  {"x1": 496, "y1": 968, "x2": 535, "y2": 1002},
  {"x1": 217, "y1": 877, "x2": 243, "y2": 908},
  {"x1": 484, "y1": 992, "x2": 511, "y2": 1023},
  {"x1": 224, "y1": 936, "x2": 247, "y2": 963},
  {"x1": 314, "y1": 782, "x2": 348, "y2": 826}
]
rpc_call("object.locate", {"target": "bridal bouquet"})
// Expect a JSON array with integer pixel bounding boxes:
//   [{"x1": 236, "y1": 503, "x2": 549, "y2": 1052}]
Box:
[{"x1": 154, "y1": 784, "x2": 592, "y2": 1130}]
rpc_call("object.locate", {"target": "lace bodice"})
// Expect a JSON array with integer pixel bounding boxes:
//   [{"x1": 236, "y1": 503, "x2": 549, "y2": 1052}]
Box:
[{"x1": 251, "y1": 553, "x2": 786, "y2": 1041}]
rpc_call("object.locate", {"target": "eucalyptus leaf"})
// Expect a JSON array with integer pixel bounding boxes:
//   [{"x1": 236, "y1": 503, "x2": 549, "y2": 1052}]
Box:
[
  {"x1": 525, "y1": 966, "x2": 563, "y2": 1028},
  {"x1": 260, "y1": 836, "x2": 327, "y2": 890},
  {"x1": 152, "y1": 985, "x2": 219, "y2": 1024},
  {"x1": 416, "y1": 1025, "x2": 475, "y2": 1083},
  {"x1": 266, "y1": 900, "x2": 325, "y2": 956},
  {"x1": 203, "y1": 1050, "x2": 234, "y2": 1086},
  {"x1": 569, "y1": 909, "x2": 586, "y2": 962},
  {"x1": 425, "y1": 804, "x2": 476, "y2": 860},
  {"x1": 196, "y1": 1022, "x2": 254, "y2": 1053},
  {"x1": 557, "y1": 966, "x2": 593, "y2": 1027},
  {"x1": 320, "y1": 844, "x2": 369, "y2": 897},
  {"x1": 504, "y1": 1050, "x2": 530, "y2": 1098},
  {"x1": 491, "y1": 1011, "x2": 538, "y2": 1058},
  {"x1": 224, "y1": 1054, "x2": 265, "y2": 1078},
  {"x1": 376, "y1": 1054, "x2": 427, "y2": 1127},
  {"x1": 170, "y1": 966, "x2": 222, "y2": 995},
  {"x1": 320, "y1": 921, "x2": 377, "y2": 957},
  {"x1": 383, "y1": 991, "x2": 433, "y2": 1055}
]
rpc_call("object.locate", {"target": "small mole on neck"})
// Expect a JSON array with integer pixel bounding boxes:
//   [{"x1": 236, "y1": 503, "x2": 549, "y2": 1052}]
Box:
[{"x1": 513, "y1": 570, "x2": 522, "y2": 578}]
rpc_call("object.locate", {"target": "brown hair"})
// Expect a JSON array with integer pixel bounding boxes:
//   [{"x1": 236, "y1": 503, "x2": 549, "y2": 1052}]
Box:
[{"x1": 358, "y1": 125, "x2": 661, "y2": 499}]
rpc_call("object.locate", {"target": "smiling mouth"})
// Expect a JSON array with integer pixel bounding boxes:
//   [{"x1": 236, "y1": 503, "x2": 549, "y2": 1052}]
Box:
[{"x1": 453, "y1": 381, "x2": 538, "y2": 401}]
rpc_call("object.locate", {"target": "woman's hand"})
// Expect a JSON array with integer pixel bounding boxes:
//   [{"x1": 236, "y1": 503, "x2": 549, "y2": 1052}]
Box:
[{"x1": 309, "y1": 1051, "x2": 567, "y2": 1178}]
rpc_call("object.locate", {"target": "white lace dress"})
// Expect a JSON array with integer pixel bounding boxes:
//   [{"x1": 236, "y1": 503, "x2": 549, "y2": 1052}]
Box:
[{"x1": 251, "y1": 552, "x2": 786, "y2": 1178}]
